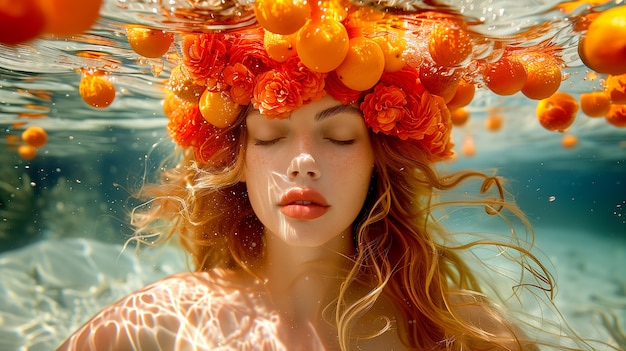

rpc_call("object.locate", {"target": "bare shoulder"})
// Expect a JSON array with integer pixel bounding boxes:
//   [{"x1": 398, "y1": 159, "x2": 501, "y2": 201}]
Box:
[{"x1": 57, "y1": 270, "x2": 275, "y2": 351}]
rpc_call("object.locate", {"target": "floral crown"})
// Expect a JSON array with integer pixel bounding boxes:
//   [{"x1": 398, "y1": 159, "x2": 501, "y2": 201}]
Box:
[{"x1": 164, "y1": 1, "x2": 461, "y2": 164}]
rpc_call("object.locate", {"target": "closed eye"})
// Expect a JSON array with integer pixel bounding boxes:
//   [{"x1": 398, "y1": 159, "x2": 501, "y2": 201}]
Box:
[
  {"x1": 253, "y1": 138, "x2": 283, "y2": 146},
  {"x1": 326, "y1": 138, "x2": 355, "y2": 145}
]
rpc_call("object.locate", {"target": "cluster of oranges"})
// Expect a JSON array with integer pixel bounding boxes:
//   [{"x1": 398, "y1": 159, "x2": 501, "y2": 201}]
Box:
[{"x1": 4, "y1": 0, "x2": 626, "y2": 160}]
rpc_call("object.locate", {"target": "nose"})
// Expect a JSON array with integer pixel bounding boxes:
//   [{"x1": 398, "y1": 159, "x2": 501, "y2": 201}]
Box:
[{"x1": 287, "y1": 153, "x2": 321, "y2": 180}]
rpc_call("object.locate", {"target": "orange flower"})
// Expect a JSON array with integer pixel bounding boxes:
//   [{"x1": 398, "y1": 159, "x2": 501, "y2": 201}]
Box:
[
  {"x1": 223, "y1": 63, "x2": 255, "y2": 105},
  {"x1": 181, "y1": 33, "x2": 228, "y2": 82},
  {"x1": 325, "y1": 71, "x2": 362, "y2": 105},
  {"x1": 284, "y1": 57, "x2": 327, "y2": 103},
  {"x1": 420, "y1": 95, "x2": 454, "y2": 161},
  {"x1": 229, "y1": 30, "x2": 275, "y2": 76},
  {"x1": 252, "y1": 70, "x2": 303, "y2": 119},
  {"x1": 362, "y1": 85, "x2": 408, "y2": 135}
]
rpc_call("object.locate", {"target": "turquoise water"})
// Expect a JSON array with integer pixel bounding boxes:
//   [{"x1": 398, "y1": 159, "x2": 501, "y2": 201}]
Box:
[{"x1": 1, "y1": 0, "x2": 625, "y2": 349}]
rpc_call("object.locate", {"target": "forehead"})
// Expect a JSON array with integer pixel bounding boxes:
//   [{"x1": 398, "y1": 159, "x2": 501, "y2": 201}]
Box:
[{"x1": 246, "y1": 95, "x2": 361, "y2": 122}]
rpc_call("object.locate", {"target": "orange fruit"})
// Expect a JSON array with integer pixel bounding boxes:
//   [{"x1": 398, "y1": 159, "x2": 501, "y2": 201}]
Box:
[
  {"x1": 36, "y1": 0, "x2": 102, "y2": 36},
  {"x1": 605, "y1": 74, "x2": 626, "y2": 104},
  {"x1": 580, "y1": 5, "x2": 626, "y2": 75},
  {"x1": 254, "y1": 0, "x2": 310, "y2": 35},
  {"x1": 446, "y1": 80, "x2": 475, "y2": 111},
  {"x1": 579, "y1": 91, "x2": 611, "y2": 117},
  {"x1": 79, "y1": 71, "x2": 116, "y2": 108},
  {"x1": 461, "y1": 134, "x2": 475, "y2": 157},
  {"x1": 0, "y1": 0, "x2": 46, "y2": 45},
  {"x1": 536, "y1": 92, "x2": 579, "y2": 132},
  {"x1": 163, "y1": 91, "x2": 183, "y2": 118},
  {"x1": 428, "y1": 21, "x2": 473, "y2": 67},
  {"x1": 126, "y1": 25, "x2": 174, "y2": 58},
  {"x1": 168, "y1": 64, "x2": 206, "y2": 103},
  {"x1": 18, "y1": 145, "x2": 37, "y2": 160},
  {"x1": 264, "y1": 30, "x2": 298, "y2": 62},
  {"x1": 296, "y1": 17, "x2": 349, "y2": 73},
  {"x1": 484, "y1": 114, "x2": 503, "y2": 132},
  {"x1": 483, "y1": 56, "x2": 527, "y2": 96},
  {"x1": 561, "y1": 134, "x2": 578, "y2": 149},
  {"x1": 450, "y1": 108, "x2": 470, "y2": 126},
  {"x1": 520, "y1": 53, "x2": 562, "y2": 100},
  {"x1": 419, "y1": 64, "x2": 461, "y2": 102},
  {"x1": 372, "y1": 31, "x2": 407, "y2": 72},
  {"x1": 21, "y1": 126, "x2": 48, "y2": 148},
  {"x1": 335, "y1": 37, "x2": 385, "y2": 91},
  {"x1": 605, "y1": 104, "x2": 626, "y2": 127},
  {"x1": 198, "y1": 89, "x2": 242, "y2": 128}
]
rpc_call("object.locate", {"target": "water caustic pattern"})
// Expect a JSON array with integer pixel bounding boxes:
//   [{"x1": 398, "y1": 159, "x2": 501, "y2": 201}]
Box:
[{"x1": 0, "y1": 0, "x2": 625, "y2": 162}]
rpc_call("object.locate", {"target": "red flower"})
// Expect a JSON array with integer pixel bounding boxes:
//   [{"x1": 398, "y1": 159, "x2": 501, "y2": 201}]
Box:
[
  {"x1": 325, "y1": 71, "x2": 362, "y2": 105},
  {"x1": 361, "y1": 85, "x2": 410, "y2": 135},
  {"x1": 223, "y1": 63, "x2": 254, "y2": 105},
  {"x1": 181, "y1": 33, "x2": 228, "y2": 82},
  {"x1": 229, "y1": 30, "x2": 275, "y2": 76},
  {"x1": 252, "y1": 70, "x2": 303, "y2": 119},
  {"x1": 284, "y1": 57, "x2": 327, "y2": 103}
]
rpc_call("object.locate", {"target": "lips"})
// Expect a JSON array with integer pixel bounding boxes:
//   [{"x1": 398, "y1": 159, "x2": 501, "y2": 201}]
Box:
[{"x1": 279, "y1": 188, "x2": 329, "y2": 220}]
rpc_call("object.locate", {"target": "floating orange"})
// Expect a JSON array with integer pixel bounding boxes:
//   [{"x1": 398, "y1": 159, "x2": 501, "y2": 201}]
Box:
[
  {"x1": 254, "y1": 0, "x2": 310, "y2": 35},
  {"x1": 296, "y1": 17, "x2": 349, "y2": 73},
  {"x1": 605, "y1": 104, "x2": 626, "y2": 127},
  {"x1": 536, "y1": 92, "x2": 579, "y2": 132},
  {"x1": 168, "y1": 64, "x2": 206, "y2": 103},
  {"x1": 17, "y1": 145, "x2": 37, "y2": 160},
  {"x1": 484, "y1": 114, "x2": 503, "y2": 132},
  {"x1": 419, "y1": 64, "x2": 461, "y2": 102},
  {"x1": 446, "y1": 80, "x2": 475, "y2": 111},
  {"x1": 580, "y1": 5, "x2": 626, "y2": 75},
  {"x1": 483, "y1": 56, "x2": 527, "y2": 96},
  {"x1": 461, "y1": 134, "x2": 476, "y2": 157},
  {"x1": 0, "y1": 0, "x2": 46, "y2": 45},
  {"x1": 335, "y1": 37, "x2": 385, "y2": 91},
  {"x1": 579, "y1": 91, "x2": 611, "y2": 117},
  {"x1": 126, "y1": 25, "x2": 174, "y2": 58},
  {"x1": 428, "y1": 21, "x2": 473, "y2": 67},
  {"x1": 561, "y1": 134, "x2": 578, "y2": 149},
  {"x1": 79, "y1": 71, "x2": 116, "y2": 108},
  {"x1": 605, "y1": 74, "x2": 626, "y2": 104},
  {"x1": 198, "y1": 89, "x2": 241, "y2": 128},
  {"x1": 520, "y1": 53, "x2": 562, "y2": 100},
  {"x1": 450, "y1": 108, "x2": 470, "y2": 126},
  {"x1": 36, "y1": 0, "x2": 103, "y2": 36},
  {"x1": 21, "y1": 126, "x2": 48, "y2": 148},
  {"x1": 372, "y1": 31, "x2": 407, "y2": 73}
]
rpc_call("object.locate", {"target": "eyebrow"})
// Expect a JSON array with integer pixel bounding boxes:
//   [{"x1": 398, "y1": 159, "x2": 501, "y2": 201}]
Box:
[{"x1": 315, "y1": 104, "x2": 361, "y2": 121}]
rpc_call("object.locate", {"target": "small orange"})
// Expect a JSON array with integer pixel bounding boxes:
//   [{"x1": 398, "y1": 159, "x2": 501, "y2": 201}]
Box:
[
  {"x1": 484, "y1": 114, "x2": 503, "y2": 132},
  {"x1": 605, "y1": 104, "x2": 626, "y2": 127},
  {"x1": 126, "y1": 25, "x2": 174, "y2": 58},
  {"x1": 561, "y1": 134, "x2": 579, "y2": 149},
  {"x1": 446, "y1": 80, "x2": 475, "y2": 111},
  {"x1": 461, "y1": 134, "x2": 476, "y2": 157},
  {"x1": 0, "y1": 0, "x2": 46, "y2": 45},
  {"x1": 579, "y1": 91, "x2": 611, "y2": 117},
  {"x1": 36, "y1": 0, "x2": 103, "y2": 36},
  {"x1": 21, "y1": 126, "x2": 48, "y2": 148},
  {"x1": 450, "y1": 108, "x2": 470, "y2": 126},
  {"x1": 79, "y1": 71, "x2": 116, "y2": 108},
  {"x1": 580, "y1": 5, "x2": 626, "y2": 75},
  {"x1": 168, "y1": 64, "x2": 206, "y2": 103},
  {"x1": 17, "y1": 145, "x2": 37, "y2": 160},
  {"x1": 296, "y1": 17, "x2": 349, "y2": 73},
  {"x1": 198, "y1": 89, "x2": 242, "y2": 128},
  {"x1": 335, "y1": 37, "x2": 385, "y2": 91},
  {"x1": 483, "y1": 56, "x2": 527, "y2": 96},
  {"x1": 264, "y1": 31, "x2": 298, "y2": 62},
  {"x1": 605, "y1": 74, "x2": 626, "y2": 104},
  {"x1": 536, "y1": 92, "x2": 579, "y2": 132},
  {"x1": 520, "y1": 53, "x2": 562, "y2": 100},
  {"x1": 371, "y1": 31, "x2": 407, "y2": 73},
  {"x1": 254, "y1": 0, "x2": 310, "y2": 35},
  {"x1": 428, "y1": 21, "x2": 473, "y2": 67},
  {"x1": 419, "y1": 64, "x2": 461, "y2": 102}
]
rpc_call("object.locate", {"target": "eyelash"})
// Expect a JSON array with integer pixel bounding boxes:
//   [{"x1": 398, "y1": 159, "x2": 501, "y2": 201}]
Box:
[{"x1": 253, "y1": 138, "x2": 355, "y2": 146}]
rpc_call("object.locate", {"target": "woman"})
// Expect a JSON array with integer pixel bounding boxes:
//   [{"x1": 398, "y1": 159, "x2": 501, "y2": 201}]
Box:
[{"x1": 58, "y1": 4, "x2": 593, "y2": 350}]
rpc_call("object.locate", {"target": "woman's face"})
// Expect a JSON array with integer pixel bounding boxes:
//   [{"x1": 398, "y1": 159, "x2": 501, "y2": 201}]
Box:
[{"x1": 243, "y1": 95, "x2": 375, "y2": 248}]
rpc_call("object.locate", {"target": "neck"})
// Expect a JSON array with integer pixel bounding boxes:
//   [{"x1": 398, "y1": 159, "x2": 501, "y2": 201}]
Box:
[{"x1": 258, "y1": 230, "x2": 356, "y2": 322}]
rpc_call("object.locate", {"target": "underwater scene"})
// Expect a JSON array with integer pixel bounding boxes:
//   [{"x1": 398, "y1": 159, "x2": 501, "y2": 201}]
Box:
[{"x1": 1, "y1": 0, "x2": 625, "y2": 350}]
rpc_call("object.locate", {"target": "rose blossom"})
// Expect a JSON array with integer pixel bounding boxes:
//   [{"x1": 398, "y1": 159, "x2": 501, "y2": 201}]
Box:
[
  {"x1": 181, "y1": 33, "x2": 228, "y2": 82},
  {"x1": 223, "y1": 63, "x2": 254, "y2": 105},
  {"x1": 252, "y1": 70, "x2": 303, "y2": 119}
]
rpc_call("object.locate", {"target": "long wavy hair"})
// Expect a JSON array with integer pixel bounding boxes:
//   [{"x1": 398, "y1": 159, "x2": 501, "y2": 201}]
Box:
[{"x1": 129, "y1": 108, "x2": 594, "y2": 350}]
